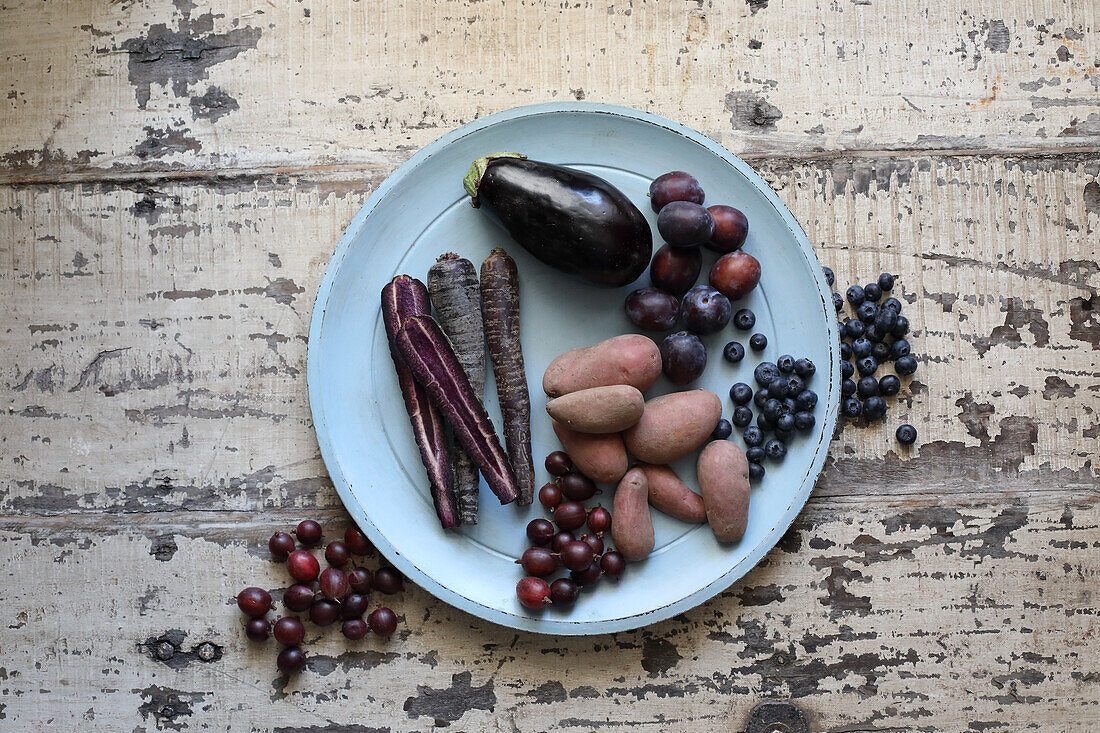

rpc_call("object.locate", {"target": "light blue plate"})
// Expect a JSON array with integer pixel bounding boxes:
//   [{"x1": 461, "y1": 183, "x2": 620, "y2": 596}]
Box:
[{"x1": 307, "y1": 102, "x2": 839, "y2": 635}]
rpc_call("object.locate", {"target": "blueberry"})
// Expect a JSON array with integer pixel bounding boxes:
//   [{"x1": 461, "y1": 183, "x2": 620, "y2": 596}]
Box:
[
  {"x1": 871, "y1": 341, "x2": 891, "y2": 362},
  {"x1": 793, "y1": 358, "x2": 816, "y2": 378},
  {"x1": 762, "y1": 398, "x2": 782, "y2": 420},
  {"x1": 777, "y1": 354, "x2": 795, "y2": 373},
  {"x1": 863, "y1": 396, "x2": 887, "y2": 421},
  {"x1": 857, "y1": 356, "x2": 879, "y2": 376},
  {"x1": 857, "y1": 301, "x2": 878, "y2": 323},
  {"x1": 732, "y1": 405, "x2": 753, "y2": 427},
  {"x1": 767, "y1": 378, "x2": 788, "y2": 399},
  {"x1": 857, "y1": 376, "x2": 879, "y2": 398},
  {"x1": 776, "y1": 413, "x2": 795, "y2": 433},
  {"x1": 754, "y1": 388, "x2": 769, "y2": 408},
  {"x1": 846, "y1": 285, "x2": 866, "y2": 306},
  {"x1": 745, "y1": 446, "x2": 765, "y2": 463},
  {"x1": 863, "y1": 282, "x2": 882, "y2": 302},
  {"x1": 730, "y1": 382, "x2": 753, "y2": 405},
  {"x1": 733, "y1": 308, "x2": 756, "y2": 330},
  {"x1": 757, "y1": 412, "x2": 775, "y2": 431},
  {"x1": 785, "y1": 375, "x2": 805, "y2": 396},
  {"x1": 894, "y1": 355, "x2": 917, "y2": 376},
  {"x1": 878, "y1": 272, "x2": 895, "y2": 291},
  {"x1": 796, "y1": 389, "x2": 818, "y2": 410},
  {"x1": 891, "y1": 339, "x2": 911, "y2": 359},
  {"x1": 775, "y1": 427, "x2": 793, "y2": 442},
  {"x1": 748, "y1": 462, "x2": 765, "y2": 481},
  {"x1": 879, "y1": 374, "x2": 901, "y2": 396},
  {"x1": 864, "y1": 324, "x2": 884, "y2": 343},
  {"x1": 754, "y1": 362, "x2": 780, "y2": 387},
  {"x1": 841, "y1": 397, "x2": 862, "y2": 418},
  {"x1": 839, "y1": 342, "x2": 852, "y2": 360},
  {"x1": 874, "y1": 307, "x2": 897, "y2": 334},
  {"x1": 896, "y1": 423, "x2": 917, "y2": 445},
  {"x1": 794, "y1": 411, "x2": 815, "y2": 431},
  {"x1": 852, "y1": 337, "x2": 872, "y2": 358},
  {"x1": 823, "y1": 266, "x2": 834, "y2": 287},
  {"x1": 764, "y1": 439, "x2": 787, "y2": 461},
  {"x1": 743, "y1": 426, "x2": 764, "y2": 446},
  {"x1": 782, "y1": 397, "x2": 798, "y2": 414},
  {"x1": 841, "y1": 360, "x2": 855, "y2": 379},
  {"x1": 844, "y1": 318, "x2": 866, "y2": 340},
  {"x1": 723, "y1": 341, "x2": 746, "y2": 363},
  {"x1": 705, "y1": 415, "x2": 730, "y2": 438},
  {"x1": 882, "y1": 297, "x2": 902, "y2": 314},
  {"x1": 841, "y1": 378, "x2": 856, "y2": 398},
  {"x1": 832, "y1": 292, "x2": 844, "y2": 312},
  {"x1": 892, "y1": 315, "x2": 910, "y2": 338},
  {"x1": 749, "y1": 333, "x2": 767, "y2": 351}
]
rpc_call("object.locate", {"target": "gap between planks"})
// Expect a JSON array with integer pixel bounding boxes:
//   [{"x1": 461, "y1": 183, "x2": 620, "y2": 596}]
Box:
[{"x1": 2, "y1": 145, "x2": 1100, "y2": 188}]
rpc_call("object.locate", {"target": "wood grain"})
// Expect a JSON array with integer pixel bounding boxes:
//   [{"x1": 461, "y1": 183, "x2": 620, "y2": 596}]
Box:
[
  {"x1": 1, "y1": 0, "x2": 1098, "y2": 182},
  {"x1": 1, "y1": 0, "x2": 1098, "y2": 729}
]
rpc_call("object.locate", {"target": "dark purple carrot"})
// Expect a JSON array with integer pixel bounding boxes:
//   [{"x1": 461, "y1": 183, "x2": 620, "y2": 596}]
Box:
[
  {"x1": 480, "y1": 248, "x2": 535, "y2": 505},
  {"x1": 427, "y1": 253, "x2": 486, "y2": 525},
  {"x1": 381, "y1": 276, "x2": 460, "y2": 529},
  {"x1": 395, "y1": 314, "x2": 520, "y2": 505}
]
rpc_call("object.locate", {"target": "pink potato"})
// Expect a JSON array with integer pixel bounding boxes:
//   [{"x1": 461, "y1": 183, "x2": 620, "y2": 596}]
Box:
[
  {"x1": 552, "y1": 420, "x2": 629, "y2": 484},
  {"x1": 640, "y1": 464, "x2": 706, "y2": 524},
  {"x1": 622, "y1": 389, "x2": 722, "y2": 465},
  {"x1": 610, "y1": 467, "x2": 655, "y2": 562},
  {"x1": 697, "y1": 441, "x2": 750, "y2": 543},
  {"x1": 545, "y1": 385, "x2": 645, "y2": 434},
  {"x1": 543, "y1": 335, "x2": 661, "y2": 398}
]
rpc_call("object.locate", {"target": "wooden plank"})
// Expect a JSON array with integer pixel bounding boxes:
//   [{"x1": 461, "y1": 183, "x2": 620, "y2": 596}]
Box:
[
  {"x1": 0, "y1": 491, "x2": 1095, "y2": 731},
  {"x1": 2, "y1": 153, "x2": 1097, "y2": 516},
  {"x1": 1, "y1": 0, "x2": 1098, "y2": 181}
]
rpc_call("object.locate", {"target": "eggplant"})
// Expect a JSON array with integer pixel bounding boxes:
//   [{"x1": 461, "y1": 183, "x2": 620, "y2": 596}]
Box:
[{"x1": 463, "y1": 153, "x2": 652, "y2": 287}]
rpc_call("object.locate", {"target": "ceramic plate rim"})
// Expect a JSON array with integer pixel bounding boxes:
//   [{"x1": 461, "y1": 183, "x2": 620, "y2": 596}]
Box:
[{"x1": 307, "y1": 101, "x2": 839, "y2": 635}]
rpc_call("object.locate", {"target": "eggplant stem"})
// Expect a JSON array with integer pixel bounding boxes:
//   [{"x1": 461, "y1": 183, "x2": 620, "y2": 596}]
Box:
[{"x1": 462, "y1": 152, "x2": 526, "y2": 207}]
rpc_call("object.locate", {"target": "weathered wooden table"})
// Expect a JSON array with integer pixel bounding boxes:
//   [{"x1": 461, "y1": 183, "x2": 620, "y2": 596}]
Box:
[{"x1": 2, "y1": 2, "x2": 1097, "y2": 730}]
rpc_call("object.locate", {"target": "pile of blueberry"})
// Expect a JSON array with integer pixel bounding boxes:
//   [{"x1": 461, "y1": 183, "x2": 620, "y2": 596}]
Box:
[
  {"x1": 827, "y1": 268, "x2": 918, "y2": 445},
  {"x1": 719, "y1": 323, "x2": 819, "y2": 482}
]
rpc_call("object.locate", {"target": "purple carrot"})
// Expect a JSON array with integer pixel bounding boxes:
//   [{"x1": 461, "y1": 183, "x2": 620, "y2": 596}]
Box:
[
  {"x1": 381, "y1": 276, "x2": 460, "y2": 529},
  {"x1": 481, "y1": 248, "x2": 535, "y2": 504},
  {"x1": 395, "y1": 314, "x2": 520, "y2": 505},
  {"x1": 427, "y1": 253, "x2": 486, "y2": 525}
]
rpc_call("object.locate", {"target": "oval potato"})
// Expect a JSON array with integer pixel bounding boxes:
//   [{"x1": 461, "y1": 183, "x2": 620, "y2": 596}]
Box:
[
  {"x1": 697, "y1": 441, "x2": 750, "y2": 543},
  {"x1": 623, "y1": 389, "x2": 722, "y2": 464},
  {"x1": 546, "y1": 385, "x2": 644, "y2": 434},
  {"x1": 552, "y1": 420, "x2": 629, "y2": 484},
  {"x1": 611, "y1": 467, "x2": 654, "y2": 562},
  {"x1": 543, "y1": 334, "x2": 661, "y2": 398},
  {"x1": 640, "y1": 464, "x2": 706, "y2": 524}
]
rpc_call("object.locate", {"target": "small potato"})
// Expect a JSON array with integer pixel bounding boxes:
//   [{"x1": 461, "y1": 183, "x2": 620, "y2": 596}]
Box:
[
  {"x1": 623, "y1": 389, "x2": 722, "y2": 465},
  {"x1": 543, "y1": 334, "x2": 661, "y2": 397},
  {"x1": 697, "y1": 441, "x2": 750, "y2": 543},
  {"x1": 546, "y1": 385, "x2": 644, "y2": 434},
  {"x1": 640, "y1": 464, "x2": 706, "y2": 524},
  {"x1": 611, "y1": 467, "x2": 654, "y2": 562},
  {"x1": 552, "y1": 420, "x2": 629, "y2": 484}
]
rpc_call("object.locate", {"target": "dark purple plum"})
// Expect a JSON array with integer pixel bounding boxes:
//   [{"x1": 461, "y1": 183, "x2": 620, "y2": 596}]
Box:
[
  {"x1": 649, "y1": 171, "x2": 705, "y2": 212},
  {"x1": 624, "y1": 287, "x2": 679, "y2": 331},
  {"x1": 710, "y1": 251, "x2": 761, "y2": 301},
  {"x1": 706, "y1": 205, "x2": 748, "y2": 253},
  {"x1": 657, "y1": 201, "x2": 714, "y2": 248},
  {"x1": 660, "y1": 331, "x2": 707, "y2": 384},
  {"x1": 649, "y1": 244, "x2": 701, "y2": 296},
  {"x1": 680, "y1": 285, "x2": 731, "y2": 334}
]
